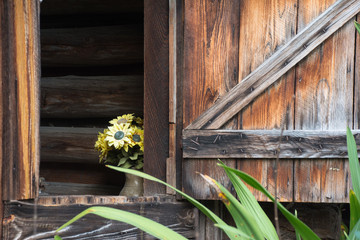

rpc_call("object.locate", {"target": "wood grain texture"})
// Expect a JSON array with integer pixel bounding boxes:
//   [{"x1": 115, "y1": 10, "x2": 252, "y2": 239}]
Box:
[
  {"x1": 144, "y1": 0, "x2": 169, "y2": 195},
  {"x1": 41, "y1": 75, "x2": 143, "y2": 118},
  {"x1": 2, "y1": 199, "x2": 196, "y2": 240},
  {"x1": 235, "y1": 0, "x2": 297, "y2": 202},
  {"x1": 1, "y1": 0, "x2": 40, "y2": 200},
  {"x1": 294, "y1": 0, "x2": 355, "y2": 203},
  {"x1": 40, "y1": 127, "x2": 101, "y2": 164},
  {"x1": 0, "y1": 2, "x2": 3, "y2": 237},
  {"x1": 187, "y1": 0, "x2": 360, "y2": 130},
  {"x1": 41, "y1": 25, "x2": 143, "y2": 67},
  {"x1": 183, "y1": 130, "x2": 360, "y2": 159},
  {"x1": 182, "y1": 0, "x2": 239, "y2": 199}
]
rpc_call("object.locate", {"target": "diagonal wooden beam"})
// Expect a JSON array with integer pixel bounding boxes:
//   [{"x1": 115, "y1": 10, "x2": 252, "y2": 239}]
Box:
[{"x1": 186, "y1": 0, "x2": 360, "y2": 130}]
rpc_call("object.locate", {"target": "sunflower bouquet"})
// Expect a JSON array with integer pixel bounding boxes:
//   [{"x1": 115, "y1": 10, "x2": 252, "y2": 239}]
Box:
[{"x1": 95, "y1": 114, "x2": 144, "y2": 170}]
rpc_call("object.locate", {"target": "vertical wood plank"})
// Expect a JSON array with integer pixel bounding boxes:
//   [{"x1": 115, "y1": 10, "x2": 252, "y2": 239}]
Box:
[
  {"x1": 0, "y1": 2, "x2": 3, "y2": 237},
  {"x1": 183, "y1": 0, "x2": 239, "y2": 198},
  {"x1": 294, "y1": 0, "x2": 354, "y2": 202},
  {"x1": 1, "y1": 0, "x2": 40, "y2": 201},
  {"x1": 237, "y1": 0, "x2": 297, "y2": 201},
  {"x1": 144, "y1": 0, "x2": 169, "y2": 195}
]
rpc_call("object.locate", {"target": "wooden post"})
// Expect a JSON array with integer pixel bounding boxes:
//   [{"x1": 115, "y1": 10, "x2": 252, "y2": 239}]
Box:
[{"x1": 0, "y1": 0, "x2": 40, "y2": 201}]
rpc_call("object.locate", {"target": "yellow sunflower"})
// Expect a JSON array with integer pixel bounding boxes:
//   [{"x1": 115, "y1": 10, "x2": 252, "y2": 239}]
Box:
[
  {"x1": 132, "y1": 127, "x2": 144, "y2": 152},
  {"x1": 135, "y1": 117, "x2": 143, "y2": 126},
  {"x1": 109, "y1": 114, "x2": 135, "y2": 125},
  {"x1": 94, "y1": 129, "x2": 112, "y2": 162},
  {"x1": 105, "y1": 123, "x2": 135, "y2": 152}
]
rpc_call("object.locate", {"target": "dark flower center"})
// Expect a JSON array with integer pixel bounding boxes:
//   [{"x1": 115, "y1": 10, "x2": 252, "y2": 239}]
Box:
[
  {"x1": 114, "y1": 131, "x2": 125, "y2": 140},
  {"x1": 133, "y1": 134, "x2": 141, "y2": 142}
]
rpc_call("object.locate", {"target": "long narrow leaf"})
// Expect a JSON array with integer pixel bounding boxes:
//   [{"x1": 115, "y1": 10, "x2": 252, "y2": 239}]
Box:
[
  {"x1": 348, "y1": 219, "x2": 360, "y2": 240},
  {"x1": 214, "y1": 224, "x2": 253, "y2": 239},
  {"x1": 219, "y1": 161, "x2": 279, "y2": 240},
  {"x1": 350, "y1": 190, "x2": 360, "y2": 232},
  {"x1": 295, "y1": 210, "x2": 301, "y2": 240},
  {"x1": 106, "y1": 166, "x2": 238, "y2": 240},
  {"x1": 200, "y1": 173, "x2": 264, "y2": 240},
  {"x1": 347, "y1": 127, "x2": 360, "y2": 201},
  {"x1": 221, "y1": 165, "x2": 320, "y2": 240},
  {"x1": 55, "y1": 206, "x2": 187, "y2": 240},
  {"x1": 355, "y1": 21, "x2": 360, "y2": 35}
]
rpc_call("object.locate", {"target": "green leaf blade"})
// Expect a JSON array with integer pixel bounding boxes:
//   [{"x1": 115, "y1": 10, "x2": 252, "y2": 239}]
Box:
[
  {"x1": 219, "y1": 161, "x2": 279, "y2": 240},
  {"x1": 56, "y1": 206, "x2": 187, "y2": 240},
  {"x1": 221, "y1": 165, "x2": 320, "y2": 240},
  {"x1": 347, "y1": 127, "x2": 360, "y2": 201}
]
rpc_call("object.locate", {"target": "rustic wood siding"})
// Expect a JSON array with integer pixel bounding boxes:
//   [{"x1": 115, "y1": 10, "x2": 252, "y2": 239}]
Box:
[
  {"x1": 181, "y1": 0, "x2": 360, "y2": 202},
  {"x1": 183, "y1": 0, "x2": 240, "y2": 199},
  {"x1": 1, "y1": 0, "x2": 40, "y2": 201}
]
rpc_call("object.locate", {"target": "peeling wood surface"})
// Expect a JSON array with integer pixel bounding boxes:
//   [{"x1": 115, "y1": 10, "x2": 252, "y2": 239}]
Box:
[
  {"x1": 183, "y1": 130, "x2": 360, "y2": 159},
  {"x1": 293, "y1": 0, "x2": 355, "y2": 203},
  {"x1": 182, "y1": 0, "x2": 239, "y2": 199},
  {"x1": 186, "y1": 0, "x2": 360, "y2": 130},
  {"x1": 1, "y1": 0, "x2": 40, "y2": 201},
  {"x1": 41, "y1": 26, "x2": 143, "y2": 67},
  {"x1": 41, "y1": 75, "x2": 143, "y2": 118},
  {"x1": 355, "y1": 13, "x2": 360, "y2": 129},
  {"x1": 2, "y1": 199, "x2": 196, "y2": 240}
]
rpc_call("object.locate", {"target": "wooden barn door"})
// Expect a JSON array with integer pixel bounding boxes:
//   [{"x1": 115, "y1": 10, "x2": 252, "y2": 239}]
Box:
[{"x1": 181, "y1": 0, "x2": 360, "y2": 202}]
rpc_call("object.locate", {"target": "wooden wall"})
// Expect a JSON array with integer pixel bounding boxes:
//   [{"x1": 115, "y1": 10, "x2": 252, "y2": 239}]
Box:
[
  {"x1": 39, "y1": 0, "x2": 144, "y2": 195},
  {"x1": 182, "y1": 0, "x2": 359, "y2": 202}
]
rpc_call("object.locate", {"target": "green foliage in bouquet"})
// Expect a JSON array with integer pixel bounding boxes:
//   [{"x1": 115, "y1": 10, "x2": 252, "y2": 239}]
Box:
[{"x1": 95, "y1": 114, "x2": 144, "y2": 169}]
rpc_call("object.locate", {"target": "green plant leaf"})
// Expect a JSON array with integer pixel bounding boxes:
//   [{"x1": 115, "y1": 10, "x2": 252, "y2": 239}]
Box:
[
  {"x1": 214, "y1": 224, "x2": 253, "y2": 239},
  {"x1": 350, "y1": 190, "x2": 360, "y2": 231},
  {"x1": 355, "y1": 21, "x2": 360, "y2": 35},
  {"x1": 347, "y1": 127, "x2": 360, "y2": 201},
  {"x1": 200, "y1": 173, "x2": 264, "y2": 240},
  {"x1": 348, "y1": 218, "x2": 360, "y2": 240},
  {"x1": 129, "y1": 152, "x2": 139, "y2": 160},
  {"x1": 220, "y1": 165, "x2": 320, "y2": 240},
  {"x1": 106, "y1": 166, "x2": 239, "y2": 240},
  {"x1": 219, "y1": 161, "x2": 279, "y2": 240},
  {"x1": 54, "y1": 235, "x2": 62, "y2": 240},
  {"x1": 55, "y1": 206, "x2": 187, "y2": 240}
]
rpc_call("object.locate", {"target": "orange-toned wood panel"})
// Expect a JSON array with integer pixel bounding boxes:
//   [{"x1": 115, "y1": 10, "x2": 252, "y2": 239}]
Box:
[
  {"x1": 1, "y1": 0, "x2": 40, "y2": 200},
  {"x1": 294, "y1": 0, "x2": 354, "y2": 202},
  {"x1": 237, "y1": 0, "x2": 297, "y2": 201},
  {"x1": 183, "y1": 0, "x2": 239, "y2": 198}
]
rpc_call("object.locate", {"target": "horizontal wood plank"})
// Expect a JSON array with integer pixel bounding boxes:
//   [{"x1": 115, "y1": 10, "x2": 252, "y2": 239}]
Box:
[
  {"x1": 40, "y1": 127, "x2": 100, "y2": 163},
  {"x1": 41, "y1": 75, "x2": 143, "y2": 118},
  {"x1": 186, "y1": 0, "x2": 360, "y2": 130},
  {"x1": 39, "y1": 181, "x2": 120, "y2": 196},
  {"x1": 183, "y1": 130, "x2": 360, "y2": 158},
  {"x1": 41, "y1": 25, "x2": 143, "y2": 67},
  {"x1": 2, "y1": 199, "x2": 195, "y2": 240}
]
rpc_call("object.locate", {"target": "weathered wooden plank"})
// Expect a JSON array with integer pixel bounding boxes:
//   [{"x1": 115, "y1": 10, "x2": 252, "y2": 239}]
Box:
[
  {"x1": 39, "y1": 181, "x2": 120, "y2": 196},
  {"x1": 40, "y1": 0, "x2": 144, "y2": 15},
  {"x1": 144, "y1": 0, "x2": 169, "y2": 195},
  {"x1": 182, "y1": 0, "x2": 239, "y2": 199},
  {"x1": 294, "y1": 0, "x2": 355, "y2": 203},
  {"x1": 41, "y1": 25, "x2": 143, "y2": 67},
  {"x1": 40, "y1": 162, "x2": 125, "y2": 186},
  {"x1": 40, "y1": 127, "x2": 100, "y2": 163},
  {"x1": 2, "y1": 199, "x2": 196, "y2": 240},
  {"x1": 183, "y1": 130, "x2": 360, "y2": 158},
  {"x1": 41, "y1": 75, "x2": 143, "y2": 118},
  {"x1": 186, "y1": 0, "x2": 360, "y2": 130},
  {"x1": 236, "y1": 0, "x2": 297, "y2": 202},
  {"x1": 1, "y1": 0, "x2": 40, "y2": 200}
]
